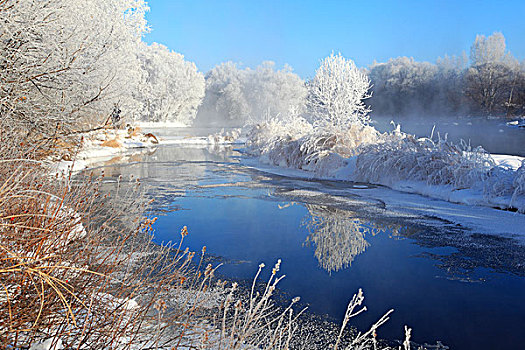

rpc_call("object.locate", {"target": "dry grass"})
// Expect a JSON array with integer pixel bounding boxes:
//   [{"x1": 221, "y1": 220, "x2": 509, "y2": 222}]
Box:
[
  {"x1": 0, "y1": 154, "x2": 220, "y2": 349},
  {"x1": 0, "y1": 154, "x2": 413, "y2": 349},
  {"x1": 101, "y1": 138, "x2": 123, "y2": 148}
]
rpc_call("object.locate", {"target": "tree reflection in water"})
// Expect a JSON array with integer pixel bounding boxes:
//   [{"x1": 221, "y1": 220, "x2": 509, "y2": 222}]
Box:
[{"x1": 303, "y1": 205, "x2": 410, "y2": 273}]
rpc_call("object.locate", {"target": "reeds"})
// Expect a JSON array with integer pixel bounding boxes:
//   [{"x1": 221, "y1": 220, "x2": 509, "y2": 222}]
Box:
[{"x1": 0, "y1": 155, "x2": 220, "y2": 349}]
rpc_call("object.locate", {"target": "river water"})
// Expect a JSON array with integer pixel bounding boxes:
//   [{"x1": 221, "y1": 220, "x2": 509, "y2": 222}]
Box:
[
  {"x1": 372, "y1": 115, "x2": 525, "y2": 157},
  {"x1": 89, "y1": 125, "x2": 525, "y2": 350}
]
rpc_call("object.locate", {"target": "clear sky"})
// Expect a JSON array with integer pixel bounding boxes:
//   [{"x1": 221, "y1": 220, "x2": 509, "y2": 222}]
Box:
[{"x1": 143, "y1": 0, "x2": 525, "y2": 78}]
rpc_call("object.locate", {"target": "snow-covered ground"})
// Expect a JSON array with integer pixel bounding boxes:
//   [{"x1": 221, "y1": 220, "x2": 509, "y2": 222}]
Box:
[
  {"x1": 340, "y1": 152, "x2": 525, "y2": 213},
  {"x1": 50, "y1": 128, "x2": 160, "y2": 174},
  {"x1": 241, "y1": 120, "x2": 525, "y2": 213}
]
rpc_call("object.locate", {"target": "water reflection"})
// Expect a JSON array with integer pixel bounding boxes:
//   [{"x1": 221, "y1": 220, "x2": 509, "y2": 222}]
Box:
[
  {"x1": 85, "y1": 145, "x2": 245, "y2": 214},
  {"x1": 83, "y1": 143, "x2": 525, "y2": 349},
  {"x1": 303, "y1": 205, "x2": 414, "y2": 273}
]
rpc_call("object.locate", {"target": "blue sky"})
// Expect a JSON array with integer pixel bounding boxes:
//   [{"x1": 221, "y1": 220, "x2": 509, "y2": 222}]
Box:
[{"x1": 144, "y1": 0, "x2": 525, "y2": 78}]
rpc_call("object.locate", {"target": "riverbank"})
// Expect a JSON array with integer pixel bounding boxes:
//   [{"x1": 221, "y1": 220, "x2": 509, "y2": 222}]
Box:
[{"x1": 92, "y1": 140, "x2": 525, "y2": 349}]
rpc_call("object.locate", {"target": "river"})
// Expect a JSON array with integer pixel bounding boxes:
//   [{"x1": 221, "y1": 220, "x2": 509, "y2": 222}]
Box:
[{"x1": 87, "y1": 124, "x2": 525, "y2": 349}]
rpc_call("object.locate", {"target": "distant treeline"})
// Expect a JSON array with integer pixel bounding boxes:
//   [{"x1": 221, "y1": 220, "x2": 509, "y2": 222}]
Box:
[
  {"x1": 197, "y1": 32, "x2": 525, "y2": 126},
  {"x1": 367, "y1": 32, "x2": 525, "y2": 117}
]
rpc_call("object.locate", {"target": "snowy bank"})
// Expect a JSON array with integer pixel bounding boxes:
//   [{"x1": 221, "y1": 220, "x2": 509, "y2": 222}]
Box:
[
  {"x1": 244, "y1": 121, "x2": 525, "y2": 213},
  {"x1": 49, "y1": 127, "x2": 159, "y2": 174}
]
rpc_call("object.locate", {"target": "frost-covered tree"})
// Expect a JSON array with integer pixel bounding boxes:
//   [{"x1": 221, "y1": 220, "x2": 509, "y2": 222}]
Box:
[
  {"x1": 307, "y1": 53, "x2": 372, "y2": 130},
  {"x1": 196, "y1": 62, "x2": 250, "y2": 125},
  {"x1": 434, "y1": 53, "x2": 468, "y2": 113},
  {"x1": 367, "y1": 57, "x2": 437, "y2": 115},
  {"x1": 135, "y1": 43, "x2": 204, "y2": 124},
  {"x1": 195, "y1": 61, "x2": 306, "y2": 126},
  {"x1": 466, "y1": 32, "x2": 521, "y2": 114},
  {"x1": 513, "y1": 61, "x2": 525, "y2": 115},
  {"x1": 470, "y1": 32, "x2": 508, "y2": 66},
  {"x1": 246, "y1": 61, "x2": 307, "y2": 121},
  {"x1": 465, "y1": 61, "x2": 515, "y2": 115},
  {"x1": 0, "y1": 0, "x2": 149, "y2": 143}
]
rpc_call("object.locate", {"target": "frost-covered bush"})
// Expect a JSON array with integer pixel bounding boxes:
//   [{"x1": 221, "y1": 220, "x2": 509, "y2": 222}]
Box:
[
  {"x1": 353, "y1": 129, "x2": 525, "y2": 211},
  {"x1": 355, "y1": 134, "x2": 495, "y2": 187},
  {"x1": 246, "y1": 116, "x2": 380, "y2": 176},
  {"x1": 245, "y1": 112, "x2": 313, "y2": 169},
  {"x1": 511, "y1": 164, "x2": 525, "y2": 208},
  {"x1": 135, "y1": 42, "x2": 205, "y2": 124}
]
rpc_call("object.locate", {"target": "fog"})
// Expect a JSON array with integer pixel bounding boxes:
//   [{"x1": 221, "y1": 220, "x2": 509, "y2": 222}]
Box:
[{"x1": 371, "y1": 114, "x2": 525, "y2": 156}]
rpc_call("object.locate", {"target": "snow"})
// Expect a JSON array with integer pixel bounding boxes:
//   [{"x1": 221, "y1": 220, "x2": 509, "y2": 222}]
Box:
[
  {"x1": 136, "y1": 120, "x2": 189, "y2": 128},
  {"x1": 492, "y1": 154, "x2": 525, "y2": 170},
  {"x1": 29, "y1": 338, "x2": 63, "y2": 350},
  {"x1": 60, "y1": 206, "x2": 87, "y2": 241},
  {"x1": 49, "y1": 128, "x2": 159, "y2": 175},
  {"x1": 244, "y1": 120, "x2": 525, "y2": 213},
  {"x1": 98, "y1": 293, "x2": 139, "y2": 311},
  {"x1": 242, "y1": 156, "x2": 525, "y2": 238}
]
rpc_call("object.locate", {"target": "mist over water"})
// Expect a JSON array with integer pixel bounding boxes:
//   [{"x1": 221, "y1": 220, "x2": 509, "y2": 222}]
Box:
[{"x1": 371, "y1": 114, "x2": 525, "y2": 156}]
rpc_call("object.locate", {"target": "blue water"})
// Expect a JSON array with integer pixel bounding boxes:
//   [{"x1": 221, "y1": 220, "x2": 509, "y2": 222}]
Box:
[
  {"x1": 93, "y1": 143, "x2": 525, "y2": 349},
  {"x1": 372, "y1": 115, "x2": 525, "y2": 157}
]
